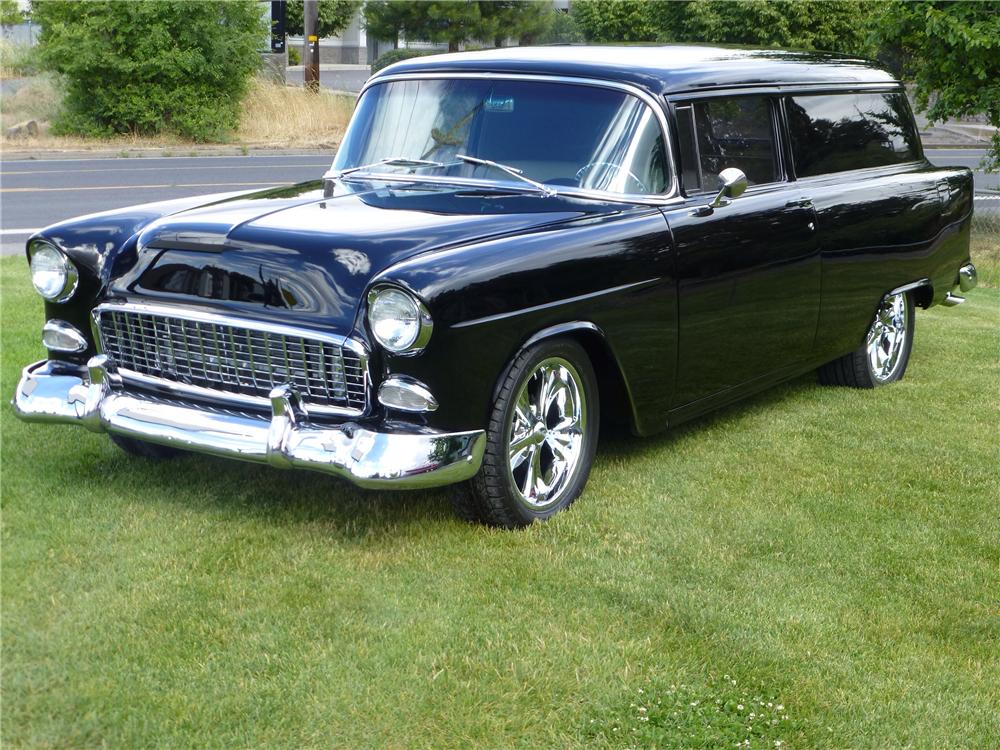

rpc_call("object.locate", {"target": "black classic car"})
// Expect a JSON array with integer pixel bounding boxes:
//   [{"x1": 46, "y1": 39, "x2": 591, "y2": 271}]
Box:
[{"x1": 13, "y1": 46, "x2": 977, "y2": 527}]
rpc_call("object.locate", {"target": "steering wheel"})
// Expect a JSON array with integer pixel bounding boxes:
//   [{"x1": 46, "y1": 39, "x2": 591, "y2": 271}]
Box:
[{"x1": 574, "y1": 162, "x2": 648, "y2": 194}]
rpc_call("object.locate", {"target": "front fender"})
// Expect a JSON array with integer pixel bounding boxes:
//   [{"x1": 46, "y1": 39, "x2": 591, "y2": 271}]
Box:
[{"x1": 367, "y1": 208, "x2": 676, "y2": 435}]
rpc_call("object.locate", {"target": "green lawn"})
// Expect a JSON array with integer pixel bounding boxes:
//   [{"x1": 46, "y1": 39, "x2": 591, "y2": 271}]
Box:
[{"x1": 2, "y1": 255, "x2": 998, "y2": 750}]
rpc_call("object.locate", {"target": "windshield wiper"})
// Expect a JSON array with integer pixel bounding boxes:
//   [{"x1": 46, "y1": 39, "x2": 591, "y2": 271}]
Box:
[
  {"x1": 324, "y1": 157, "x2": 445, "y2": 180},
  {"x1": 456, "y1": 154, "x2": 556, "y2": 197}
]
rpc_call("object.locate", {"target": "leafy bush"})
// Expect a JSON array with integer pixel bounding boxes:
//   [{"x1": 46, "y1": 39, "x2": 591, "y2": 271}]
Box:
[
  {"x1": 288, "y1": 44, "x2": 302, "y2": 66},
  {"x1": 32, "y1": 1, "x2": 266, "y2": 142},
  {"x1": 372, "y1": 48, "x2": 439, "y2": 74}
]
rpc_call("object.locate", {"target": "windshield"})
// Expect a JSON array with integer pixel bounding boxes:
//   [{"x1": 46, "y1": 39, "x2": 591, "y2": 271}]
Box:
[{"x1": 333, "y1": 78, "x2": 670, "y2": 196}]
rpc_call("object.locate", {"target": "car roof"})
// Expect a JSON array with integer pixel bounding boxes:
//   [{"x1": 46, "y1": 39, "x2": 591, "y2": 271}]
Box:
[{"x1": 373, "y1": 44, "x2": 899, "y2": 96}]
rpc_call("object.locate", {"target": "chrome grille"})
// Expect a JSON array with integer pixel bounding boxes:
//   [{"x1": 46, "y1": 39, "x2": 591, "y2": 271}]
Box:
[{"x1": 95, "y1": 305, "x2": 367, "y2": 414}]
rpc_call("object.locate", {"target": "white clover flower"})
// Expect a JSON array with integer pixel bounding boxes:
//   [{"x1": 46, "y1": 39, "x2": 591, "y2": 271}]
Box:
[
  {"x1": 776, "y1": 704, "x2": 783, "y2": 711},
  {"x1": 737, "y1": 704, "x2": 745, "y2": 711}
]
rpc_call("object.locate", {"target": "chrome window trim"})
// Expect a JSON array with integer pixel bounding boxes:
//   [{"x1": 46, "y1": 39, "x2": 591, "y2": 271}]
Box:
[
  {"x1": 344, "y1": 72, "x2": 682, "y2": 206},
  {"x1": 91, "y1": 300, "x2": 370, "y2": 418},
  {"x1": 664, "y1": 82, "x2": 905, "y2": 102}
]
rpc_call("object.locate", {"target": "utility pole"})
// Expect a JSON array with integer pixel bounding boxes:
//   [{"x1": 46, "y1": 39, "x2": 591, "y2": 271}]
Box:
[{"x1": 304, "y1": 0, "x2": 320, "y2": 92}]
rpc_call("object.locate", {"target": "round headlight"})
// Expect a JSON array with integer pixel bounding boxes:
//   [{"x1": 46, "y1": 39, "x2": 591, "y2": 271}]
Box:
[
  {"x1": 367, "y1": 287, "x2": 432, "y2": 354},
  {"x1": 30, "y1": 242, "x2": 78, "y2": 302}
]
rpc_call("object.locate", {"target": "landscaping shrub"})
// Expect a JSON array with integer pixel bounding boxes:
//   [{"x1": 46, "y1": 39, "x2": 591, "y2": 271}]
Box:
[
  {"x1": 32, "y1": 0, "x2": 266, "y2": 142},
  {"x1": 372, "y1": 47, "x2": 439, "y2": 73}
]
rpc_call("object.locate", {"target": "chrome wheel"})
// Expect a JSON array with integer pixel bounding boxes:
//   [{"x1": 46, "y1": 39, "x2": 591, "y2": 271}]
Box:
[
  {"x1": 866, "y1": 292, "x2": 909, "y2": 382},
  {"x1": 506, "y1": 357, "x2": 586, "y2": 509}
]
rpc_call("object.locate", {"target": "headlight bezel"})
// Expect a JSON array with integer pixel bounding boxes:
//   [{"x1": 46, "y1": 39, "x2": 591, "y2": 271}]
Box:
[
  {"x1": 366, "y1": 285, "x2": 433, "y2": 355},
  {"x1": 28, "y1": 240, "x2": 79, "y2": 303}
]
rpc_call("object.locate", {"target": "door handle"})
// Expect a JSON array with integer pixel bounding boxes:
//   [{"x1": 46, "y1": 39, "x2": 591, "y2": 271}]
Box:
[{"x1": 785, "y1": 198, "x2": 813, "y2": 209}]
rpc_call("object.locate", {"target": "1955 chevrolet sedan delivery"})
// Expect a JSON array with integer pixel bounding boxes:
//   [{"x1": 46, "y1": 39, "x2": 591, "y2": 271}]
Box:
[{"x1": 13, "y1": 45, "x2": 977, "y2": 527}]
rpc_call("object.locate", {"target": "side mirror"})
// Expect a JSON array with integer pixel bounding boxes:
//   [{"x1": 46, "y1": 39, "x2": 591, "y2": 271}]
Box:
[{"x1": 708, "y1": 168, "x2": 748, "y2": 209}]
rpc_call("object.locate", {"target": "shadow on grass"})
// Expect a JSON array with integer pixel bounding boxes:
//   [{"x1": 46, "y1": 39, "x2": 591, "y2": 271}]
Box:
[
  {"x1": 597, "y1": 370, "x2": 820, "y2": 462},
  {"x1": 80, "y1": 370, "x2": 822, "y2": 537}
]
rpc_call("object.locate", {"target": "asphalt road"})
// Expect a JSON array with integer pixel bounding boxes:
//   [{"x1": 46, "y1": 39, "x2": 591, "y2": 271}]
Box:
[
  {"x1": 0, "y1": 153, "x2": 332, "y2": 255},
  {"x1": 924, "y1": 148, "x2": 998, "y2": 193},
  {"x1": 1, "y1": 148, "x2": 995, "y2": 256}
]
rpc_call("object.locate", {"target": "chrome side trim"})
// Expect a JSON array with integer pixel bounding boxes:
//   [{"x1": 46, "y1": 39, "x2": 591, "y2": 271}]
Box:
[
  {"x1": 12, "y1": 359, "x2": 485, "y2": 490},
  {"x1": 91, "y1": 300, "x2": 370, "y2": 418},
  {"x1": 959, "y1": 263, "x2": 977, "y2": 292},
  {"x1": 452, "y1": 277, "x2": 661, "y2": 329},
  {"x1": 349, "y1": 72, "x2": 681, "y2": 205},
  {"x1": 42, "y1": 320, "x2": 88, "y2": 353}
]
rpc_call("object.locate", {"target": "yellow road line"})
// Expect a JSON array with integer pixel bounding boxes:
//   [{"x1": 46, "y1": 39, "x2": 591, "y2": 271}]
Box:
[{"x1": 1, "y1": 181, "x2": 294, "y2": 193}]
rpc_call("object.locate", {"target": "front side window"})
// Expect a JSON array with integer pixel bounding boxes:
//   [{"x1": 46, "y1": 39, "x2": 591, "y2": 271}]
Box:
[
  {"x1": 676, "y1": 96, "x2": 778, "y2": 194},
  {"x1": 785, "y1": 92, "x2": 921, "y2": 177},
  {"x1": 334, "y1": 78, "x2": 669, "y2": 196}
]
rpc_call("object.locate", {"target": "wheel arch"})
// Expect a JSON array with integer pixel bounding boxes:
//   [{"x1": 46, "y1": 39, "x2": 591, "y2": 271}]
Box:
[
  {"x1": 889, "y1": 278, "x2": 933, "y2": 309},
  {"x1": 515, "y1": 321, "x2": 638, "y2": 435}
]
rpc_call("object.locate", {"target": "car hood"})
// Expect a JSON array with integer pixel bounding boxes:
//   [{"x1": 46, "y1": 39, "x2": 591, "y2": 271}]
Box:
[{"x1": 110, "y1": 180, "x2": 630, "y2": 334}]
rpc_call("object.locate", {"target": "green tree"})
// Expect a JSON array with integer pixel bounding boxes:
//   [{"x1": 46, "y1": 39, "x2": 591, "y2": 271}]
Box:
[
  {"x1": 32, "y1": 1, "x2": 265, "y2": 142},
  {"x1": 363, "y1": 0, "x2": 552, "y2": 52},
  {"x1": 876, "y1": 0, "x2": 1000, "y2": 170},
  {"x1": 285, "y1": 0, "x2": 359, "y2": 38},
  {"x1": 572, "y1": 0, "x2": 879, "y2": 57},
  {"x1": 570, "y1": 0, "x2": 661, "y2": 43},
  {"x1": 0, "y1": 0, "x2": 25, "y2": 29}
]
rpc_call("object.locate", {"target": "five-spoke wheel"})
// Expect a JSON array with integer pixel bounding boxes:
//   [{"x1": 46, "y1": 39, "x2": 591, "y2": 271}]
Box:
[
  {"x1": 819, "y1": 290, "x2": 915, "y2": 388},
  {"x1": 866, "y1": 292, "x2": 909, "y2": 382},
  {"x1": 506, "y1": 357, "x2": 587, "y2": 509},
  {"x1": 454, "y1": 338, "x2": 599, "y2": 527}
]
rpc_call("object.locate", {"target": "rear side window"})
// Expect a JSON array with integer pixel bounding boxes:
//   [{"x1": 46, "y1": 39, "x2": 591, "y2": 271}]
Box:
[
  {"x1": 676, "y1": 96, "x2": 778, "y2": 194},
  {"x1": 785, "y1": 92, "x2": 921, "y2": 177}
]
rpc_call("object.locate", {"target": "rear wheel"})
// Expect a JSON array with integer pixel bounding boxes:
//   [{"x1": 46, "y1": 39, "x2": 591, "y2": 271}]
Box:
[
  {"x1": 819, "y1": 291, "x2": 915, "y2": 388},
  {"x1": 109, "y1": 434, "x2": 180, "y2": 460},
  {"x1": 453, "y1": 338, "x2": 599, "y2": 528}
]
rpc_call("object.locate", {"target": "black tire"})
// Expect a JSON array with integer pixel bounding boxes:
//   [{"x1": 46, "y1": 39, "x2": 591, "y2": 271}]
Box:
[
  {"x1": 453, "y1": 338, "x2": 599, "y2": 528},
  {"x1": 109, "y1": 433, "x2": 181, "y2": 460},
  {"x1": 819, "y1": 291, "x2": 915, "y2": 388}
]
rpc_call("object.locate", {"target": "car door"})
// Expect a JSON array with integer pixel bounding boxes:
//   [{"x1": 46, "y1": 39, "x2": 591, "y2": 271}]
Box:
[{"x1": 662, "y1": 94, "x2": 821, "y2": 412}]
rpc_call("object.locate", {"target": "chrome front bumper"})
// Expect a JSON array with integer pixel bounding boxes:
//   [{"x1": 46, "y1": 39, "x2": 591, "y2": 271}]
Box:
[{"x1": 12, "y1": 357, "x2": 486, "y2": 490}]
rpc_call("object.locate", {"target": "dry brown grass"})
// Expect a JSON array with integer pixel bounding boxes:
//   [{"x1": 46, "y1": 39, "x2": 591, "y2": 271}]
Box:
[
  {"x1": 236, "y1": 79, "x2": 354, "y2": 147},
  {"x1": 0, "y1": 76, "x2": 352, "y2": 153},
  {"x1": 971, "y1": 211, "x2": 1000, "y2": 288}
]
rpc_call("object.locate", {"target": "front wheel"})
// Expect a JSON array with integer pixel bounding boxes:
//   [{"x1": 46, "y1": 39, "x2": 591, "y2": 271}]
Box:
[
  {"x1": 819, "y1": 291, "x2": 915, "y2": 388},
  {"x1": 453, "y1": 338, "x2": 599, "y2": 528}
]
